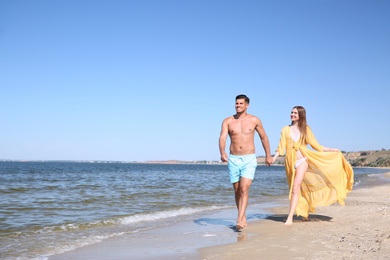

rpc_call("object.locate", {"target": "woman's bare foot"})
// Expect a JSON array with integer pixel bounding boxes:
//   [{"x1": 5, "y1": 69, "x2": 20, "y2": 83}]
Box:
[
  {"x1": 302, "y1": 217, "x2": 309, "y2": 221},
  {"x1": 284, "y1": 218, "x2": 293, "y2": 225}
]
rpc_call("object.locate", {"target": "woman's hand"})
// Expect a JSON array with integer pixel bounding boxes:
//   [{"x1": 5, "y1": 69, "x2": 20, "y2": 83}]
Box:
[{"x1": 323, "y1": 147, "x2": 340, "y2": 152}]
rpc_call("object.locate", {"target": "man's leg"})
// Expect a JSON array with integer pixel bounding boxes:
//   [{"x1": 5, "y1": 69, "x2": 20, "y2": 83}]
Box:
[
  {"x1": 233, "y1": 177, "x2": 252, "y2": 229},
  {"x1": 233, "y1": 181, "x2": 240, "y2": 209}
]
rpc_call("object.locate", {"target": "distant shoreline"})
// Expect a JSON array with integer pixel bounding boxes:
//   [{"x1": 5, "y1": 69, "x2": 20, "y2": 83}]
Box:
[{"x1": 1, "y1": 149, "x2": 389, "y2": 167}]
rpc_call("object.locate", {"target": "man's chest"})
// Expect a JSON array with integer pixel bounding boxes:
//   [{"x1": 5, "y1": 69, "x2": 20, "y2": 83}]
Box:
[{"x1": 228, "y1": 121, "x2": 255, "y2": 135}]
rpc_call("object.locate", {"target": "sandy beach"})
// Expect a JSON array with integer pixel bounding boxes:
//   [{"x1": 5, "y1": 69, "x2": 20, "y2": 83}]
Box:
[
  {"x1": 46, "y1": 172, "x2": 390, "y2": 260},
  {"x1": 199, "y1": 172, "x2": 390, "y2": 260}
]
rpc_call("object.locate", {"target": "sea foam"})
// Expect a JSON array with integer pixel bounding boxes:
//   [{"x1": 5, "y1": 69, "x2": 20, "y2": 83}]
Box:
[{"x1": 119, "y1": 205, "x2": 230, "y2": 225}]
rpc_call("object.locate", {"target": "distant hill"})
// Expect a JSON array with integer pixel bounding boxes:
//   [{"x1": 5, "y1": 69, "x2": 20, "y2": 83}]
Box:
[
  {"x1": 343, "y1": 150, "x2": 390, "y2": 167},
  {"x1": 257, "y1": 149, "x2": 390, "y2": 167}
]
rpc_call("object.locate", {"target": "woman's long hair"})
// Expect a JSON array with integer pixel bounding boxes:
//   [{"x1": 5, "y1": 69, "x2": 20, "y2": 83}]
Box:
[{"x1": 292, "y1": 106, "x2": 308, "y2": 144}]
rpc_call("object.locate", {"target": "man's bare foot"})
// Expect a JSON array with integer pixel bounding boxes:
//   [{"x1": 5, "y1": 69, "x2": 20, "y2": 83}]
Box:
[
  {"x1": 236, "y1": 216, "x2": 248, "y2": 230},
  {"x1": 236, "y1": 221, "x2": 246, "y2": 230},
  {"x1": 236, "y1": 220, "x2": 248, "y2": 229},
  {"x1": 284, "y1": 219, "x2": 293, "y2": 225}
]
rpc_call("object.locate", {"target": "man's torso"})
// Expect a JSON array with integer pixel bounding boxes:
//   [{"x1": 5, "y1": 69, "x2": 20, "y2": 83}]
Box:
[{"x1": 227, "y1": 114, "x2": 258, "y2": 155}]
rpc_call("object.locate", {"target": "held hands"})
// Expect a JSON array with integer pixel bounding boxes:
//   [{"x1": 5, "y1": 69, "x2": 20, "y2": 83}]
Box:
[
  {"x1": 272, "y1": 151, "x2": 280, "y2": 164},
  {"x1": 272, "y1": 156, "x2": 277, "y2": 164},
  {"x1": 265, "y1": 155, "x2": 273, "y2": 166}
]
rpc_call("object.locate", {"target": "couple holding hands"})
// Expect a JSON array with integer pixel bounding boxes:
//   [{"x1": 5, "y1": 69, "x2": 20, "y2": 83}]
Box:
[{"x1": 219, "y1": 94, "x2": 354, "y2": 229}]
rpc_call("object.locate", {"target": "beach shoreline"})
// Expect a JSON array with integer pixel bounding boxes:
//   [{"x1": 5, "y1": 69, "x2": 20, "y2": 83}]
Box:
[
  {"x1": 46, "y1": 171, "x2": 390, "y2": 260},
  {"x1": 47, "y1": 200, "x2": 284, "y2": 260}
]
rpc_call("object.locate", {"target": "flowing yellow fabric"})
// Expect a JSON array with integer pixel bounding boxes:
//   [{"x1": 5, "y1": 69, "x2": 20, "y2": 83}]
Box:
[{"x1": 276, "y1": 125, "x2": 354, "y2": 218}]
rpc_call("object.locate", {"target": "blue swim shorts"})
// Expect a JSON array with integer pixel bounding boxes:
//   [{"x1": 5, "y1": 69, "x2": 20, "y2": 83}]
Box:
[{"x1": 228, "y1": 154, "x2": 257, "y2": 183}]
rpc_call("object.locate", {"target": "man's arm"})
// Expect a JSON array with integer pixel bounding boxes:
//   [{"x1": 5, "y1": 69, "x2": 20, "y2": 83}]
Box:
[
  {"x1": 219, "y1": 119, "x2": 229, "y2": 162},
  {"x1": 255, "y1": 119, "x2": 273, "y2": 166}
]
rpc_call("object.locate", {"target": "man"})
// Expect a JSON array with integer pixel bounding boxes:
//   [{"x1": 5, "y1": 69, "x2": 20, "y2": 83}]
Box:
[{"x1": 219, "y1": 94, "x2": 273, "y2": 230}]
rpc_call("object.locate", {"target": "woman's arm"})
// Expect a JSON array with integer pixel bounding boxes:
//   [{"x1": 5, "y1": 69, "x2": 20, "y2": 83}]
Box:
[
  {"x1": 322, "y1": 147, "x2": 340, "y2": 152},
  {"x1": 306, "y1": 126, "x2": 323, "y2": 152},
  {"x1": 272, "y1": 151, "x2": 280, "y2": 163},
  {"x1": 307, "y1": 127, "x2": 339, "y2": 152}
]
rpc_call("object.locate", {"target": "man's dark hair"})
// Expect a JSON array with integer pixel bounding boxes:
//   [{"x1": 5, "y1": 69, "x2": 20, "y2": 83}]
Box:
[{"x1": 236, "y1": 94, "x2": 250, "y2": 104}]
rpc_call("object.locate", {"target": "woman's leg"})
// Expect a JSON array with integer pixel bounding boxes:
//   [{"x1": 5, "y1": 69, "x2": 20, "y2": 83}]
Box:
[{"x1": 285, "y1": 160, "x2": 308, "y2": 225}]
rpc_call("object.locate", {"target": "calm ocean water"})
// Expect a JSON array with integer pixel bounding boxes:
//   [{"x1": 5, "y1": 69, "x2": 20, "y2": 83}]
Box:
[{"x1": 0, "y1": 161, "x2": 388, "y2": 260}]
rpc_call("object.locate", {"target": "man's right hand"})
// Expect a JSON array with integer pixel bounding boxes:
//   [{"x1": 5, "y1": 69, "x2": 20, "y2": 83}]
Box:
[
  {"x1": 265, "y1": 155, "x2": 273, "y2": 166},
  {"x1": 221, "y1": 153, "x2": 228, "y2": 162}
]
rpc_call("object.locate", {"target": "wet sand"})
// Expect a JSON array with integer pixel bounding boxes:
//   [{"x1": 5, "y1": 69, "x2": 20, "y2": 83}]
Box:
[{"x1": 199, "y1": 173, "x2": 390, "y2": 260}]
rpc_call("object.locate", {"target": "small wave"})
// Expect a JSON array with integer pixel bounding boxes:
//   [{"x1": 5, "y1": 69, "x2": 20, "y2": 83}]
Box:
[
  {"x1": 41, "y1": 231, "x2": 126, "y2": 259},
  {"x1": 7, "y1": 205, "x2": 230, "y2": 239},
  {"x1": 203, "y1": 234, "x2": 217, "y2": 237},
  {"x1": 3, "y1": 205, "x2": 231, "y2": 260},
  {"x1": 3, "y1": 230, "x2": 127, "y2": 260},
  {"x1": 367, "y1": 173, "x2": 381, "y2": 177},
  {"x1": 44, "y1": 206, "x2": 229, "y2": 257},
  {"x1": 119, "y1": 205, "x2": 230, "y2": 225}
]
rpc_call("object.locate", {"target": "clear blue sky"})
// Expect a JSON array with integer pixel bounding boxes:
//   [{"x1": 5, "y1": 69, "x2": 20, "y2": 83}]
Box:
[{"x1": 1, "y1": 0, "x2": 389, "y2": 161}]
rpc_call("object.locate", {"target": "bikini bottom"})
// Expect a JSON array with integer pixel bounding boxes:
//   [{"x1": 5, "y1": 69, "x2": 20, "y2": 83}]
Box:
[{"x1": 294, "y1": 157, "x2": 307, "y2": 169}]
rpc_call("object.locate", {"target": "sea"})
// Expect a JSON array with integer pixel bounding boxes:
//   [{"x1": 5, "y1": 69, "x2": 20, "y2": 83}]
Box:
[{"x1": 0, "y1": 161, "x2": 389, "y2": 260}]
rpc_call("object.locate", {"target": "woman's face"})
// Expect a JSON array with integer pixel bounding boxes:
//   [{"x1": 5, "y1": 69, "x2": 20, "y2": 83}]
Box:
[{"x1": 291, "y1": 108, "x2": 299, "y2": 122}]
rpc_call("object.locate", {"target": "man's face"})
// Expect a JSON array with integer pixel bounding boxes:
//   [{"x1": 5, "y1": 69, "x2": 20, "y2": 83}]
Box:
[{"x1": 235, "y1": 99, "x2": 248, "y2": 113}]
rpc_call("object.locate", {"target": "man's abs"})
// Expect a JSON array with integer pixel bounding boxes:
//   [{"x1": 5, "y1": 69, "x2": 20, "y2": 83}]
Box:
[{"x1": 229, "y1": 142, "x2": 255, "y2": 155}]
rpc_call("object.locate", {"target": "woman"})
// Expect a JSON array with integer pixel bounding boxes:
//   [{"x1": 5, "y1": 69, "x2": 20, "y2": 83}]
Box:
[{"x1": 273, "y1": 106, "x2": 354, "y2": 225}]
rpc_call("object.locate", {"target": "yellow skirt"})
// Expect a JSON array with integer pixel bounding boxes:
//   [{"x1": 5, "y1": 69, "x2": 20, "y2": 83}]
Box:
[{"x1": 285, "y1": 149, "x2": 354, "y2": 217}]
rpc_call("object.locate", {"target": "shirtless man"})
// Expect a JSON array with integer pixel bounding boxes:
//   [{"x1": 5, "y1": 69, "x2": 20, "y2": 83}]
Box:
[{"x1": 219, "y1": 94, "x2": 273, "y2": 230}]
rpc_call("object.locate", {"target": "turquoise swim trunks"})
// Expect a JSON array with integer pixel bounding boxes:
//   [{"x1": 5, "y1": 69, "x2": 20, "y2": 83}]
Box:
[{"x1": 228, "y1": 154, "x2": 257, "y2": 183}]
